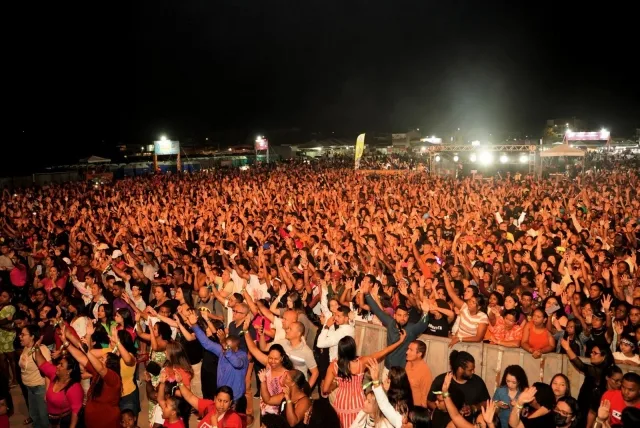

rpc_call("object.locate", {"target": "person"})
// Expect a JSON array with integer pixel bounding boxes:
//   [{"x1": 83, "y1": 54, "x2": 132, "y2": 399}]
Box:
[
  {"x1": 177, "y1": 382, "x2": 246, "y2": 428},
  {"x1": 254, "y1": 344, "x2": 293, "y2": 416},
  {"x1": 508, "y1": 383, "x2": 557, "y2": 428},
  {"x1": 316, "y1": 305, "x2": 355, "y2": 362},
  {"x1": 553, "y1": 396, "x2": 579, "y2": 428},
  {"x1": 62, "y1": 323, "x2": 123, "y2": 428},
  {"x1": 443, "y1": 274, "x2": 489, "y2": 346},
  {"x1": 0, "y1": 290, "x2": 16, "y2": 385},
  {"x1": 561, "y1": 339, "x2": 613, "y2": 427},
  {"x1": 321, "y1": 332, "x2": 407, "y2": 427},
  {"x1": 363, "y1": 280, "x2": 431, "y2": 372},
  {"x1": 156, "y1": 371, "x2": 185, "y2": 428},
  {"x1": 441, "y1": 372, "x2": 498, "y2": 428},
  {"x1": 598, "y1": 372, "x2": 640, "y2": 426},
  {"x1": 349, "y1": 390, "x2": 395, "y2": 428},
  {"x1": 550, "y1": 374, "x2": 571, "y2": 402},
  {"x1": 187, "y1": 310, "x2": 249, "y2": 413},
  {"x1": 613, "y1": 335, "x2": 640, "y2": 366},
  {"x1": 489, "y1": 309, "x2": 524, "y2": 348},
  {"x1": 428, "y1": 351, "x2": 490, "y2": 421},
  {"x1": 493, "y1": 365, "x2": 529, "y2": 428},
  {"x1": 368, "y1": 360, "x2": 431, "y2": 428},
  {"x1": 120, "y1": 409, "x2": 140, "y2": 428},
  {"x1": 18, "y1": 325, "x2": 52, "y2": 428},
  {"x1": 31, "y1": 335, "x2": 83, "y2": 428},
  {"x1": 404, "y1": 340, "x2": 432, "y2": 408},
  {"x1": 521, "y1": 308, "x2": 556, "y2": 358}
]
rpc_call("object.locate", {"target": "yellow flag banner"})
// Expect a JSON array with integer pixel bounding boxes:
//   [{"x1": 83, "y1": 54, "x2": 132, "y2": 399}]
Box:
[{"x1": 354, "y1": 133, "x2": 365, "y2": 170}]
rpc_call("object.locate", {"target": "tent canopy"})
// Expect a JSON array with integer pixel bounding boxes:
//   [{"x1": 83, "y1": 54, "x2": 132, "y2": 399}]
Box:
[
  {"x1": 540, "y1": 144, "x2": 585, "y2": 157},
  {"x1": 80, "y1": 155, "x2": 111, "y2": 164}
]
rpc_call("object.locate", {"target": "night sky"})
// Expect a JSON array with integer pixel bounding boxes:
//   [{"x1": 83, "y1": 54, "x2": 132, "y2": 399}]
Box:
[{"x1": 12, "y1": 1, "x2": 639, "y2": 175}]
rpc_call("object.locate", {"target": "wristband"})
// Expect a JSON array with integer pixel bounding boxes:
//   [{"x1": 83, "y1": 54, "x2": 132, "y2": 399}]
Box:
[
  {"x1": 515, "y1": 404, "x2": 524, "y2": 410},
  {"x1": 372, "y1": 380, "x2": 380, "y2": 386},
  {"x1": 442, "y1": 392, "x2": 450, "y2": 398},
  {"x1": 63, "y1": 341, "x2": 70, "y2": 349}
]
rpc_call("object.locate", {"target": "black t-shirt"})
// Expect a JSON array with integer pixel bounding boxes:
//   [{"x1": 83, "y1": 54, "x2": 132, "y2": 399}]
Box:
[
  {"x1": 520, "y1": 407, "x2": 555, "y2": 428},
  {"x1": 228, "y1": 321, "x2": 256, "y2": 353},
  {"x1": 429, "y1": 373, "x2": 490, "y2": 409},
  {"x1": 425, "y1": 315, "x2": 450, "y2": 337},
  {"x1": 179, "y1": 331, "x2": 203, "y2": 365}
]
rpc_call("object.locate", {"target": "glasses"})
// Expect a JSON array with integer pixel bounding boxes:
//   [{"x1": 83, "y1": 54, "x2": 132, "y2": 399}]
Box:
[
  {"x1": 554, "y1": 408, "x2": 573, "y2": 417},
  {"x1": 591, "y1": 351, "x2": 601, "y2": 356},
  {"x1": 232, "y1": 310, "x2": 247, "y2": 315}
]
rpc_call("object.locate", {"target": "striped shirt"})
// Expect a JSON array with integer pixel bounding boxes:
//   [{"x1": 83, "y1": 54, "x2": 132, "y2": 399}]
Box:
[{"x1": 452, "y1": 303, "x2": 488, "y2": 338}]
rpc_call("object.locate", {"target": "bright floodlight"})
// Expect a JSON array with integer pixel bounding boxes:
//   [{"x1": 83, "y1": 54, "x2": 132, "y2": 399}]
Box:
[
  {"x1": 500, "y1": 154, "x2": 508, "y2": 163},
  {"x1": 479, "y1": 152, "x2": 493, "y2": 165},
  {"x1": 601, "y1": 128, "x2": 608, "y2": 133},
  {"x1": 470, "y1": 154, "x2": 477, "y2": 162},
  {"x1": 421, "y1": 146, "x2": 427, "y2": 152},
  {"x1": 435, "y1": 155, "x2": 441, "y2": 162},
  {"x1": 471, "y1": 140, "x2": 481, "y2": 146},
  {"x1": 519, "y1": 154, "x2": 528, "y2": 163},
  {"x1": 566, "y1": 129, "x2": 572, "y2": 134},
  {"x1": 453, "y1": 155, "x2": 459, "y2": 162},
  {"x1": 160, "y1": 135, "x2": 167, "y2": 141}
]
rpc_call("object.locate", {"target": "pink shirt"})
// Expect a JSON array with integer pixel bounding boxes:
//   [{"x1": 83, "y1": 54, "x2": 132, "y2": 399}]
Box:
[{"x1": 39, "y1": 361, "x2": 84, "y2": 415}]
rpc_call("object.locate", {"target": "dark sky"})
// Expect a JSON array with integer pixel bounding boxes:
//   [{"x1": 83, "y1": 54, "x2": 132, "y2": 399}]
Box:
[{"x1": 12, "y1": 1, "x2": 639, "y2": 174}]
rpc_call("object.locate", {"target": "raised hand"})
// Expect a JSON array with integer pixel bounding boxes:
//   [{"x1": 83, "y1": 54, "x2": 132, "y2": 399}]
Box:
[
  {"x1": 481, "y1": 400, "x2": 497, "y2": 425},
  {"x1": 597, "y1": 399, "x2": 610, "y2": 422},
  {"x1": 366, "y1": 359, "x2": 380, "y2": 381},
  {"x1": 442, "y1": 371, "x2": 453, "y2": 393},
  {"x1": 517, "y1": 387, "x2": 537, "y2": 406}
]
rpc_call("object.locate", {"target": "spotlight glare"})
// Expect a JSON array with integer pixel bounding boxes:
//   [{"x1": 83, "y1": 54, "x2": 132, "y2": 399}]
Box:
[
  {"x1": 519, "y1": 154, "x2": 528, "y2": 163},
  {"x1": 470, "y1": 154, "x2": 477, "y2": 162},
  {"x1": 453, "y1": 155, "x2": 459, "y2": 162},
  {"x1": 435, "y1": 155, "x2": 441, "y2": 162},
  {"x1": 479, "y1": 152, "x2": 493, "y2": 165},
  {"x1": 500, "y1": 154, "x2": 508, "y2": 163}
]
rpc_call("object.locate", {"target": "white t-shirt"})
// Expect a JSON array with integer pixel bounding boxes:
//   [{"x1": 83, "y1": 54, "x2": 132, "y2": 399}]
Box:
[
  {"x1": 247, "y1": 274, "x2": 270, "y2": 301},
  {"x1": 613, "y1": 351, "x2": 640, "y2": 365},
  {"x1": 452, "y1": 303, "x2": 489, "y2": 338}
]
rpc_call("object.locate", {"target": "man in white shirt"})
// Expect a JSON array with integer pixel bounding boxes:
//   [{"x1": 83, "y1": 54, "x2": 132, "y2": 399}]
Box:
[{"x1": 316, "y1": 305, "x2": 355, "y2": 362}]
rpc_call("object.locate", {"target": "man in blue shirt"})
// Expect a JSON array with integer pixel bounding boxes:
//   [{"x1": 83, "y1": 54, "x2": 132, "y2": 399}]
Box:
[{"x1": 188, "y1": 312, "x2": 249, "y2": 413}]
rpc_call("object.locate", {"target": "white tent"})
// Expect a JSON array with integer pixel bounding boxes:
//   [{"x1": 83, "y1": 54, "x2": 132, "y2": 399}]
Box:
[
  {"x1": 81, "y1": 155, "x2": 111, "y2": 164},
  {"x1": 539, "y1": 144, "x2": 585, "y2": 157}
]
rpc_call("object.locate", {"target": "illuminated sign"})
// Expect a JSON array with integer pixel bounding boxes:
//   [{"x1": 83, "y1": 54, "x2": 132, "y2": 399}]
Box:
[
  {"x1": 255, "y1": 136, "x2": 269, "y2": 150},
  {"x1": 565, "y1": 131, "x2": 610, "y2": 141},
  {"x1": 154, "y1": 139, "x2": 180, "y2": 155}
]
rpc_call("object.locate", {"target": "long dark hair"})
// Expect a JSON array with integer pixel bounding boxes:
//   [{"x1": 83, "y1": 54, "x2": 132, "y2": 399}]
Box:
[
  {"x1": 289, "y1": 369, "x2": 311, "y2": 396},
  {"x1": 90, "y1": 353, "x2": 121, "y2": 400},
  {"x1": 116, "y1": 307, "x2": 134, "y2": 329},
  {"x1": 336, "y1": 336, "x2": 357, "y2": 379},
  {"x1": 387, "y1": 366, "x2": 414, "y2": 414},
  {"x1": 55, "y1": 355, "x2": 82, "y2": 392},
  {"x1": 500, "y1": 365, "x2": 529, "y2": 390},
  {"x1": 268, "y1": 344, "x2": 293, "y2": 370},
  {"x1": 117, "y1": 330, "x2": 137, "y2": 356}
]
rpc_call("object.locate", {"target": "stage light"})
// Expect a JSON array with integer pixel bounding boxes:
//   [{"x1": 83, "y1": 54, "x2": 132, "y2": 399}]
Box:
[
  {"x1": 435, "y1": 155, "x2": 441, "y2": 162},
  {"x1": 519, "y1": 154, "x2": 528, "y2": 163},
  {"x1": 500, "y1": 154, "x2": 508, "y2": 163},
  {"x1": 421, "y1": 146, "x2": 427, "y2": 152},
  {"x1": 601, "y1": 128, "x2": 607, "y2": 133},
  {"x1": 160, "y1": 135, "x2": 167, "y2": 141},
  {"x1": 471, "y1": 140, "x2": 481, "y2": 146},
  {"x1": 470, "y1": 154, "x2": 477, "y2": 162},
  {"x1": 453, "y1": 155, "x2": 459, "y2": 162},
  {"x1": 566, "y1": 129, "x2": 572, "y2": 134},
  {"x1": 479, "y1": 152, "x2": 493, "y2": 165}
]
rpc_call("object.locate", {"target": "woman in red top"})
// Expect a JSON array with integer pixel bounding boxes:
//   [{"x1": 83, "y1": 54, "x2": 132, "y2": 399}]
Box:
[
  {"x1": 33, "y1": 338, "x2": 84, "y2": 428},
  {"x1": 175, "y1": 376, "x2": 245, "y2": 428},
  {"x1": 62, "y1": 323, "x2": 123, "y2": 428}
]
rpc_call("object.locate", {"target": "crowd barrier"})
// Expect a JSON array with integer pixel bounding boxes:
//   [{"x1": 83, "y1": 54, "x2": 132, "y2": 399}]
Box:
[{"x1": 354, "y1": 322, "x2": 640, "y2": 395}]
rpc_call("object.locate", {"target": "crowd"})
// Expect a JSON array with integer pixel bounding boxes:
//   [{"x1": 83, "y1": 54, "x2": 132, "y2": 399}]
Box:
[{"x1": 0, "y1": 156, "x2": 638, "y2": 428}]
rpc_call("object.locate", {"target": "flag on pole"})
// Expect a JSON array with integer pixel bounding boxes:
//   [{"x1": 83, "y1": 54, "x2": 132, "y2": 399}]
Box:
[{"x1": 354, "y1": 133, "x2": 365, "y2": 170}]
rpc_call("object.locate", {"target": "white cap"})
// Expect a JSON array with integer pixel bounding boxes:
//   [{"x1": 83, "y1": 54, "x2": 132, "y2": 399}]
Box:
[
  {"x1": 111, "y1": 250, "x2": 123, "y2": 259},
  {"x1": 62, "y1": 257, "x2": 72, "y2": 265}
]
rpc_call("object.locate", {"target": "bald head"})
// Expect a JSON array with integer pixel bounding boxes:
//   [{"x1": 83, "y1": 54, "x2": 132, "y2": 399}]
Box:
[{"x1": 291, "y1": 321, "x2": 305, "y2": 336}]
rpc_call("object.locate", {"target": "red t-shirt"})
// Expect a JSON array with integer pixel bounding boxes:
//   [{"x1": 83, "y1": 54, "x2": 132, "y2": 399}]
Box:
[
  {"x1": 601, "y1": 389, "x2": 640, "y2": 426},
  {"x1": 163, "y1": 419, "x2": 185, "y2": 428},
  {"x1": 197, "y1": 399, "x2": 245, "y2": 428}
]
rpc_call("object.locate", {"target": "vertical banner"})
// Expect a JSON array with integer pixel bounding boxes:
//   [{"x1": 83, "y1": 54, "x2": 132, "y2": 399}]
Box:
[{"x1": 354, "y1": 133, "x2": 365, "y2": 170}]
